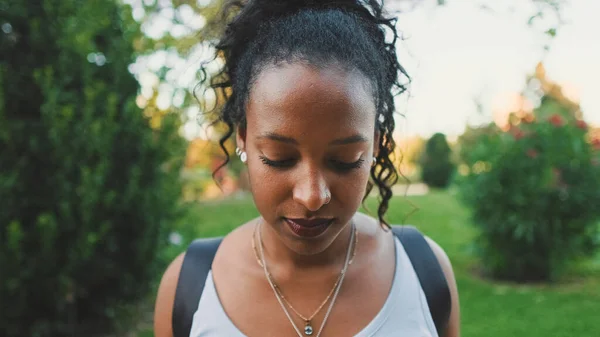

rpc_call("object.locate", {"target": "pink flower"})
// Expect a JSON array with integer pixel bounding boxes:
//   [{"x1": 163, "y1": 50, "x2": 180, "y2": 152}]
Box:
[
  {"x1": 512, "y1": 128, "x2": 525, "y2": 140},
  {"x1": 549, "y1": 114, "x2": 564, "y2": 127},
  {"x1": 576, "y1": 120, "x2": 588, "y2": 130}
]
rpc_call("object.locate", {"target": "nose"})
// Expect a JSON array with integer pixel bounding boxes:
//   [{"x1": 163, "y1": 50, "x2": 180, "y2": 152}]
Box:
[{"x1": 292, "y1": 166, "x2": 330, "y2": 212}]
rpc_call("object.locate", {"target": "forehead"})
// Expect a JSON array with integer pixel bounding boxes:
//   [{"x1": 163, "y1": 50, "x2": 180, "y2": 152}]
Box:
[{"x1": 246, "y1": 63, "x2": 376, "y2": 139}]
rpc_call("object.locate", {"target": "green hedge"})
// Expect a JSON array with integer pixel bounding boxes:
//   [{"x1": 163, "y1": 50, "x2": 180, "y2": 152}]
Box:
[{"x1": 0, "y1": 1, "x2": 184, "y2": 336}]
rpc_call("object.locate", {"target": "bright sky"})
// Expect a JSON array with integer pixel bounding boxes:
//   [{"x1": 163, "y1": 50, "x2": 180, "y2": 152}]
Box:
[
  {"x1": 392, "y1": 0, "x2": 600, "y2": 138},
  {"x1": 130, "y1": 0, "x2": 600, "y2": 140}
]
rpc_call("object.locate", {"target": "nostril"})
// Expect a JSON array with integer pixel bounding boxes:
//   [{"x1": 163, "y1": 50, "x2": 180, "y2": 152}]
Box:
[
  {"x1": 293, "y1": 186, "x2": 330, "y2": 211},
  {"x1": 292, "y1": 168, "x2": 329, "y2": 210}
]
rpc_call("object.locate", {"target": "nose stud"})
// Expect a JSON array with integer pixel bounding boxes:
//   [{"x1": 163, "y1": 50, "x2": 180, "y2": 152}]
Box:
[{"x1": 324, "y1": 191, "x2": 331, "y2": 205}]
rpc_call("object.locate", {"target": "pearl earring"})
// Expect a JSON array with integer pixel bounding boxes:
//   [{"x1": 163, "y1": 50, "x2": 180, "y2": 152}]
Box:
[
  {"x1": 372, "y1": 156, "x2": 377, "y2": 166},
  {"x1": 236, "y1": 147, "x2": 247, "y2": 163}
]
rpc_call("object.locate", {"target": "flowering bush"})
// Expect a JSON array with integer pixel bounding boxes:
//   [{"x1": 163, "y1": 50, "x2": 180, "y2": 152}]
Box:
[{"x1": 459, "y1": 111, "x2": 600, "y2": 282}]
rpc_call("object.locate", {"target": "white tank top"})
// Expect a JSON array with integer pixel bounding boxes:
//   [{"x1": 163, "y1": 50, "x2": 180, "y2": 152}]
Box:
[{"x1": 189, "y1": 237, "x2": 438, "y2": 337}]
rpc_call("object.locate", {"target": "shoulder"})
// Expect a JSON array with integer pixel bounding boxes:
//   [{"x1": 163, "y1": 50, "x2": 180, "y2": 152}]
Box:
[
  {"x1": 154, "y1": 252, "x2": 186, "y2": 337},
  {"x1": 153, "y1": 222, "x2": 256, "y2": 337},
  {"x1": 424, "y1": 236, "x2": 461, "y2": 337}
]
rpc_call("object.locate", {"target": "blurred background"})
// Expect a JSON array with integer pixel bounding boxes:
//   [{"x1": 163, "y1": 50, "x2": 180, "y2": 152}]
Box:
[{"x1": 1, "y1": 0, "x2": 599, "y2": 336}]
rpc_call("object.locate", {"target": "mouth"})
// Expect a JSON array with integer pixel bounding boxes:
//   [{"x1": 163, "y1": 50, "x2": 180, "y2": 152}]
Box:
[{"x1": 284, "y1": 217, "x2": 334, "y2": 238}]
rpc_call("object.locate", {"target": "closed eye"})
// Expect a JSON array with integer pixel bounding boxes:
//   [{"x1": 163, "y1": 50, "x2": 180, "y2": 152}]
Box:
[
  {"x1": 330, "y1": 158, "x2": 365, "y2": 172},
  {"x1": 259, "y1": 156, "x2": 295, "y2": 168},
  {"x1": 259, "y1": 156, "x2": 365, "y2": 172}
]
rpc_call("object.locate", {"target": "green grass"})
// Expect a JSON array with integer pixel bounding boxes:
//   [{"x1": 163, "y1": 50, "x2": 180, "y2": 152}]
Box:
[{"x1": 139, "y1": 190, "x2": 600, "y2": 336}]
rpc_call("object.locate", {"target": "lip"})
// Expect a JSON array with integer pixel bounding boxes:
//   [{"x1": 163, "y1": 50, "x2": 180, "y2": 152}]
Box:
[{"x1": 284, "y1": 218, "x2": 334, "y2": 238}]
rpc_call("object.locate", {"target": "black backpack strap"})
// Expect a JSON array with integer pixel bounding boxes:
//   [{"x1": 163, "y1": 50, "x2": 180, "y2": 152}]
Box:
[
  {"x1": 172, "y1": 237, "x2": 223, "y2": 337},
  {"x1": 171, "y1": 227, "x2": 451, "y2": 337},
  {"x1": 392, "y1": 225, "x2": 451, "y2": 336}
]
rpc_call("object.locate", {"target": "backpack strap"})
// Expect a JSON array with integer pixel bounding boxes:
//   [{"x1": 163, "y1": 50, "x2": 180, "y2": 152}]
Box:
[
  {"x1": 392, "y1": 225, "x2": 451, "y2": 336},
  {"x1": 172, "y1": 226, "x2": 451, "y2": 337},
  {"x1": 172, "y1": 237, "x2": 223, "y2": 337}
]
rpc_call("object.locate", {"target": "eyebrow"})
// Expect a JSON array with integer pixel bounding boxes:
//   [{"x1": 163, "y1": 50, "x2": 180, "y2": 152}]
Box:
[{"x1": 258, "y1": 132, "x2": 368, "y2": 145}]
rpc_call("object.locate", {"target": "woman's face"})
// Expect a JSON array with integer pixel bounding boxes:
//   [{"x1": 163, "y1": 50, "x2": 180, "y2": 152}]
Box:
[{"x1": 237, "y1": 62, "x2": 378, "y2": 255}]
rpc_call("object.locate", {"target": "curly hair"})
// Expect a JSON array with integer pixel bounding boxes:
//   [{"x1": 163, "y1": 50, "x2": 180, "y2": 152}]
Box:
[{"x1": 199, "y1": 0, "x2": 409, "y2": 228}]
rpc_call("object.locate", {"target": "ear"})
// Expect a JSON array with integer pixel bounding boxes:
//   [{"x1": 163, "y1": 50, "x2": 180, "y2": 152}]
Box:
[{"x1": 236, "y1": 125, "x2": 247, "y2": 152}]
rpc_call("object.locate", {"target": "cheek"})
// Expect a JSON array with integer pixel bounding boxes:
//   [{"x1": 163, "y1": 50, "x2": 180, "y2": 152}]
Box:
[
  {"x1": 246, "y1": 161, "x2": 289, "y2": 215},
  {"x1": 333, "y1": 168, "x2": 371, "y2": 207}
]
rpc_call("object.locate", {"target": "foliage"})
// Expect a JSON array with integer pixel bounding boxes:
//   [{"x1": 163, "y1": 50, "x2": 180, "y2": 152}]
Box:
[
  {"x1": 455, "y1": 123, "x2": 501, "y2": 169},
  {"x1": 458, "y1": 97, "x2": 600, "y2": 281},
  {"x1": 420, "y1": 133, "x2": 455, "y2": 188},
  {"x1": 129, "y1": 0, "x2": 227, "y2": 127},
  {"x1": 0, "y1": 1, "x2": 185, "y2": 336}
]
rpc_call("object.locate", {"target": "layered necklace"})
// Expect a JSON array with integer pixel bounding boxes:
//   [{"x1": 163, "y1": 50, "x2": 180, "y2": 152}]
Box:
[{"x1": 252, "y1": 220, "x2": 358, "y2": 337}]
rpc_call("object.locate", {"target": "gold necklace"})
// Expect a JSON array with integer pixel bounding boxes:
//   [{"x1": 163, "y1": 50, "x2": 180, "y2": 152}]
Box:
[
  {"x1": 251, "y1": 221, "x2": 358, "y2": 267},
  {"x1": 252, "y1": 224, "x2": 357, "y2": 332},
  {"x1": 254, "y1": 220, "x2": 357, "y2": 336}
]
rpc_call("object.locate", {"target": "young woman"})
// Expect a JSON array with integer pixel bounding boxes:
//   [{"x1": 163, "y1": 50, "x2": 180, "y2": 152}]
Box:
[{"x1": 154, "y1": 1, "x2": 460, "y2": 336}]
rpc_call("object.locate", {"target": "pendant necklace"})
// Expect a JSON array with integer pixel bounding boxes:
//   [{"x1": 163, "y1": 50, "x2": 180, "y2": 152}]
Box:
[{"x1": 253, "y1": 220, "x2": 357, "y2": 336}]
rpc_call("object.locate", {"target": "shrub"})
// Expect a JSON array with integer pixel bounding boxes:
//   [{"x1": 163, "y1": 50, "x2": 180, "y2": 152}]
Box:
[
  {"x1": 455, "y1": 123, "x2": 502, "y2": 169},
  {"x1": 420, "y1": 133, "x2": 455, "y2": 188},
  {"x1": 458, "y1": 105, "x2": 600, "y2": 282},
  {"x1": 0, "y1": 1, "x2": 185, "y2": 336}
]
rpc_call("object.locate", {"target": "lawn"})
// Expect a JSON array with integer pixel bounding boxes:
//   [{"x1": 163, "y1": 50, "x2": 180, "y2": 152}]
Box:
[{"x1": 138, "y1": 190, "x2": 600, "y2": 336}]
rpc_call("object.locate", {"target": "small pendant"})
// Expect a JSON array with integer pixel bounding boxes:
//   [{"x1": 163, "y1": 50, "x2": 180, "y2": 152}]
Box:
[{"x1": 304, "y1": 321, "x2": 314, "y2": 336}]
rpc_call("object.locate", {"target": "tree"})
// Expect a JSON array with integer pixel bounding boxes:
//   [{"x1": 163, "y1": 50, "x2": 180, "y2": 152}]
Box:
[
  {"x1": 0, "y1": 1, "x2": 185, "y2": 336},
  {"x1": 420, "y1": 133, "x2": 455, "y2": 188}
]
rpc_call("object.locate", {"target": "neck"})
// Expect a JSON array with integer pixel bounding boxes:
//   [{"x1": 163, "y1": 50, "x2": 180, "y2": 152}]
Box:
[{"x1": 257, "y1": 219, "x2": 354, "y2": 272}]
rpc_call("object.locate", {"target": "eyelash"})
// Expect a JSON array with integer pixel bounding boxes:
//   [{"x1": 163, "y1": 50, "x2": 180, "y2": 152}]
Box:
[{"x1": 259, "y1": 156, "x2": 365, "y2": 172}]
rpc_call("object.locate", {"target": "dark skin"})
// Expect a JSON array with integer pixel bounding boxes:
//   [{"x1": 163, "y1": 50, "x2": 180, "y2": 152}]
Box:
[{"x1": 154, "y1": 63, "x2": 460, "y2": 337}]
